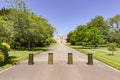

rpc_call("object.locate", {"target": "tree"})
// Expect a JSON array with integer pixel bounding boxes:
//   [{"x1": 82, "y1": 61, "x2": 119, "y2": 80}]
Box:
[
  {"x1": 107, "y1": 43, "x2": 117, "y2": 56},
  {"x1": 5, "y1": 0, "x2": 26, "y2": 12},
  {"x1": 87, "y1": 28, "x2": 104, "y2": 48},
  {"x1": 67, "y1": 30, "x2": 74, "y2": 42},
  {"x1": 108, "y1": 14, "x2": 120, "y2": 32},
  {"x1": 0, "y1": 3, "x2": 55, "y2": 49},
  {"x1": 69, "y1": 24, "x2": 104, "y2": 48},
  {"x1": 107, "y1": 32, "x2": 120, "y2": 47},
  {"x1": 0, "y1": 16, "x2": 14, "y2": 44},
  {"x1": 74, "y1": 25, "x2": 88, "y2": 45},
  {"x1": 107, "y1": 14, "x2": 120, "y2": 47},
  {"x1": 70, "y1": 33, "x2": 76, "y2": 45},
  {"x1": 87, "y1": 16, "x2": 109, "y2": 42},
  {"x1": 0, "y1": 8, "x2": 55, "y2": 49}
]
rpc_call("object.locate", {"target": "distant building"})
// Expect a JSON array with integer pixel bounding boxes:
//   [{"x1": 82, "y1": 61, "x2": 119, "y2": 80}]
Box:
[{"x1": 55, "y1": 35, "x2": 67, "y2": 44}]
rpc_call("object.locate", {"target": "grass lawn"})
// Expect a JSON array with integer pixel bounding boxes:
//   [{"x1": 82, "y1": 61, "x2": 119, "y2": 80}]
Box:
[
  {"x1": 66, "y1": 43, "x2": 120, "y2": 70},
  {"x1": 0, "y1": 43, "x2": 56, "y2": 71}
]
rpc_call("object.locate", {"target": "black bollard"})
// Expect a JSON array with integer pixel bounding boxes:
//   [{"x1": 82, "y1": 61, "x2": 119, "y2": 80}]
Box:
[
  {"x1": 48, "y1": 53, "x2": 53, "y2": 64},
  {"x1": 88, "y1": 53, "x2": 93, "y2": 65},
  {"x1": 28, "y1": 53, "x2": 34, "y2": 65},
  {"x1": 68, "y1": 53, "x2": 73, "y2": 64}
]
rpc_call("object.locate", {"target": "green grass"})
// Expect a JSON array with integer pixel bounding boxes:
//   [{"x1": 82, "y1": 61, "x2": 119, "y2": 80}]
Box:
[
  {"x1": 66, "y1": 43, "x2": 120, "y2": 70},
  {"x1": 0, "y1": 43, "x2": 57, "y2": 71}
]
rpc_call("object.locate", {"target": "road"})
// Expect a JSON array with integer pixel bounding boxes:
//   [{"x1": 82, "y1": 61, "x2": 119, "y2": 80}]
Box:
[{"x1": 0, "y1": 43, "x2": 120, "y2": 80}]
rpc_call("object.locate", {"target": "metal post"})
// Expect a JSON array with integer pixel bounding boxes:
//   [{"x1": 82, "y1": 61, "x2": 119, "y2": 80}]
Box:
[
  {"x1": 48, "y1": 53, "x2": 53, "y2": 64},
  {"x1": 28, "y1": 53, "x2": 34, "y2": 65},
  {"x1": 88, "y1": 53, "x2": 93, "y2": 65},
  {"x1": 68, "y1": 53, "x2": 73, "y2": 64}
]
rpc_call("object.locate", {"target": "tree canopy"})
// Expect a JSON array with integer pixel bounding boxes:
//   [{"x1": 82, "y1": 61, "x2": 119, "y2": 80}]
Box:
[
  {"x1": 70, "y1": 25, "x2": 104, "y2": 47},
  {"x1": 68, "y1": 15, "x2": 120, "y2": 48},
  {"x1": 0, "y1": 1, "x2": 55, "y2": 49}
]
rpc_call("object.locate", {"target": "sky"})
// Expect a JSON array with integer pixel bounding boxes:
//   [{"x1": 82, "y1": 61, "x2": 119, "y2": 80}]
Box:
[{"x1": 0, "y1": 0, "x2": 120, "y2": 36}]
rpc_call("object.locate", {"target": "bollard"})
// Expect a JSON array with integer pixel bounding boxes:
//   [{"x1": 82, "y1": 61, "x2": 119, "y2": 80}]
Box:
[
  {"x1": 88, "y1": 53, "x2": 93, "y2": 65},
  {"x1": 68, "y1": 53, "x2": 73, "y2": 64},
  {"x1": 48, "y1": 53, "x2": 53, "y2": 64},
  {"x1": 28, "y1": 53, "x2": 34, "y2": 65}
]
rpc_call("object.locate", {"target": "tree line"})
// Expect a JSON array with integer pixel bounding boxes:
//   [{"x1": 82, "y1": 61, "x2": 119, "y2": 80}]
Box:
[
  {"x1": 0, "y1": 0, "x2": 55, "y2": 49},
  {"x1": 67, "y1": 15, "x2": 120, "y2": 48},
  {"x1": 0, "y1": 0, "x2": 55, "y2": 65}
]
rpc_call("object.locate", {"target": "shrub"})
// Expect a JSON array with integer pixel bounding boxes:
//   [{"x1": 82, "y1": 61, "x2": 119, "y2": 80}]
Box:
[
  {"x1": 1, "y1": 42, "x2": 10, "y2": 50},
  {"x1": 0, "y1": 52, "x2": 5, "y2": 66},
  {"x1": 11, "y1": 41, "x2": 21, "y2": 49},
  {"x1": 0, "y1": 42, "x2": 10, "y2": 63}
]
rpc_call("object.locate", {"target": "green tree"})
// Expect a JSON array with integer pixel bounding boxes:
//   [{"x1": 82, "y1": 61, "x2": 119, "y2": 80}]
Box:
[
  {"x1": 87, "y1": 28, "x2": 104, "y2": 48},
  {"x1": 107, "y1": 43, "x2": 117, "y2": 56},
  {"x1": 74, "y1": 25, "x2": 88, "y2": 45},
  {"x1": 70, "y1": 33, "x2": 76, "y2": 45},
  {"x1": 67, "y1": 30, "x2": 74, "y2": 42},
  {"x1": 87, "y1": 16, "x2": 109, "y2": 42},
  {"x1": 107, "y1": 32, "x2": 120, "y2": 47},
  {"x1": 0, "y1": 16, "x2": 14, "y2": 44},
  {"x1": 107, "y1": 14, "x2": 120, "y2": 47},
  {"x1": 108, "y1": 14, "x2": 120, "y2": 32},
  {"x1": 0, "y1": 2, "x2": 55, "y2": 49},
  {"x1": 69, "y1": 25, "x2": 104, "y2": 47}
]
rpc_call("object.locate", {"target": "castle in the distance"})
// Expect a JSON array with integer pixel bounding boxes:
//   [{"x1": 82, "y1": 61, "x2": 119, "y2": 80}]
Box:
[{"x1": 55, "y1": 34, "x2": 67, "y2": 44}]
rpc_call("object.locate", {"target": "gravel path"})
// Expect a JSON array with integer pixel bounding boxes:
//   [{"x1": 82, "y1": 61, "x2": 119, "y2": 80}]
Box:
[{"x1": 0, "y1": 43, "x2": 120, "y2": 80}]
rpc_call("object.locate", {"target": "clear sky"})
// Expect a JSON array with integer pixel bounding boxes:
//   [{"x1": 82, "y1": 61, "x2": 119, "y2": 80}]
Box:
[{"x1": 0, "y1": 0, "x2": 120, "y2": 36}]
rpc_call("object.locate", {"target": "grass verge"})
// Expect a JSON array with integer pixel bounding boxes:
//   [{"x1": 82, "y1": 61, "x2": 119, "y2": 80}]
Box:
[
  {"x1": 0, "y1": 43, "x2": 57, "y2": 71},
  {"x1": 66, "y1": 43, "x2": 120, "y2": 70}
]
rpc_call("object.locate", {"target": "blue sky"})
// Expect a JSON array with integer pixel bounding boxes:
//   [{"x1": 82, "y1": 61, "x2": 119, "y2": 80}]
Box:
[{"x1": 0, "y1": 0, "x2": 120, "y2": 36}]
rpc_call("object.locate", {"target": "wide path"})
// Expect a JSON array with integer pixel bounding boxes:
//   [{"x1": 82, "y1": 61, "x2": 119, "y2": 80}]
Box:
[{"x1": 0, "y1": 43, "x2": 120, "y2": 80}]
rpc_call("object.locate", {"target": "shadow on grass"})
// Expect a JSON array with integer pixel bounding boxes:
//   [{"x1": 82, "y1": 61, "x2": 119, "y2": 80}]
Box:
[
  {"x1": 29, "y1": 48, "x2": 48, "y2": 51},
  {"x1": 72, "y1": 46, "x2": 93, "y2": 49},
  {"x1": 5, "y1": 56, "x2": 19, "y2": 65},
  {"x1": 13, "y1": 47, "x2": 48, "y2": 52},
  {"x1": 0, "y1": 56, "x2": 19, "y2": 67},
  {"x1": 106, "y1": 54, "x2": 114, "y2": 56},
  {"x1": 71, "y1": 45, "x2": 102, "y2": 49}
]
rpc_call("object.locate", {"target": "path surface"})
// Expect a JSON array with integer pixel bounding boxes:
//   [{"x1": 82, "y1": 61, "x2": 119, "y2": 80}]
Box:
[{"x1": 0, "y1": 43, "x2": 120, "y2": 80}]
